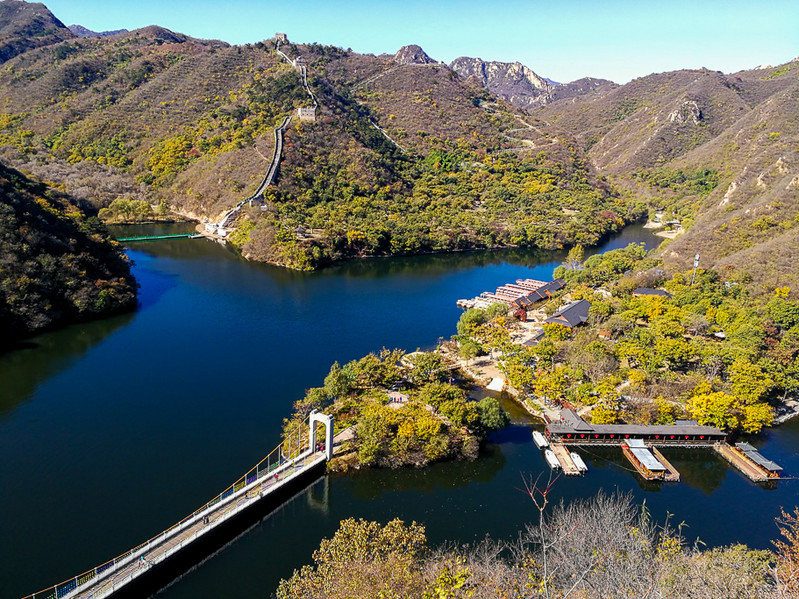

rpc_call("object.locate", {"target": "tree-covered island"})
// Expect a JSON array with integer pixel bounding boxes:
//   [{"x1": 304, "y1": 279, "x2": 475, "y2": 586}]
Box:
[{"x1": 281, "y1": 348, "x2": 510, "y2": 471}]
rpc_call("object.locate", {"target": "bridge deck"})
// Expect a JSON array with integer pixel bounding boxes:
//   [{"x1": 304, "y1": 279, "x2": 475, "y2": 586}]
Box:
[{"x1": 70, "y1": 450, "x2": 325, "y2": 599}]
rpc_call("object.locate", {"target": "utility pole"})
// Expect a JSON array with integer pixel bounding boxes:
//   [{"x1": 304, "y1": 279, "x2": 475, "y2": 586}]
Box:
[{"x1": 690, "y1": 253, "x2": 700, "y2": 286}]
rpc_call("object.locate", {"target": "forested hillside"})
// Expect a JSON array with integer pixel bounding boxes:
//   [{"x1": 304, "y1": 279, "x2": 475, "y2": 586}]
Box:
[
  {"x1": 0, "y1": 160, "x2": 136, "y2": 347},
  {"x1": 535, "y1": 61, "x2": 799, "y2": 292},
  {"x1": 0, "y1": 2, "x2": 641, "y2": 269}
]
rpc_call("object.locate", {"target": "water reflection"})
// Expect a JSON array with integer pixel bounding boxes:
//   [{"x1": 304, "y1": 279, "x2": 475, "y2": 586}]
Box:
[
  {"x1": 340, "y1": 442, "x2": 507, "y2": 499},
  {"x1": 657, "y1": 448, "x2": 729, "y2": 495},
  {"x1": 0, "y1": 312, "x2": 133, "y2": 416}
]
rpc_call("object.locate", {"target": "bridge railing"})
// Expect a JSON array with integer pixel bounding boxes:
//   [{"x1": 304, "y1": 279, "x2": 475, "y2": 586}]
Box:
[{"x1": 24, "y1": 415, "x2": 319, "y2": 599}]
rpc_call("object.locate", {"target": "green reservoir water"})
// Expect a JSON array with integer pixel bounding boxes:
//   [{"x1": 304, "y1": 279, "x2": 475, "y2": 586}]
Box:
[{"x1": 2, "y1": 223, "x2": 798, "y2": 598}]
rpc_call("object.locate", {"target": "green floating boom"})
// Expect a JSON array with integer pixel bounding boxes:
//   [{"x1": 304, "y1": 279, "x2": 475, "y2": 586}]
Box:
[{"x1": 116, "y1": 234, "x2": 200, "y2": 242}]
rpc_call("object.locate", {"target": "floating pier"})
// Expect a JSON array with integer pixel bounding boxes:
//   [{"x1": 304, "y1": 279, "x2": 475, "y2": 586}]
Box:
[
  {"x1": 550, "y1": 442, "x2": 581, "y2": 476},
  {"x1": 651, "y1": 446, "x2": 680, "y2": 482},
  {"x1": 714, "y1": 442, "x2": 782, "y2": 482},
  {"x1": 622, "y1": 439, "x2": 669, "y2": 481},
  {"x1": 539, "y1": 410, "x2": 786, "y2": 485}
]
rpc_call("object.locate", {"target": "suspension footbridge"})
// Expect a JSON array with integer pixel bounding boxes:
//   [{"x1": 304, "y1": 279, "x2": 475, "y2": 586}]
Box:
[{"x1": 23, "y1": 412, "x2": 333, "y2": 599}]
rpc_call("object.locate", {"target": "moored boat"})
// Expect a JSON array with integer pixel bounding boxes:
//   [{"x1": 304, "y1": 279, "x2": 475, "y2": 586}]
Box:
[
  {"x1": 570, "y1": 451, "x2": 588, "y2": 473},
  {"x1": 544, "y1": 449, "x2": 560, "y2": 470},
  {"x1": 532, "y1": 430, "x2": 549, "y2": 449}
]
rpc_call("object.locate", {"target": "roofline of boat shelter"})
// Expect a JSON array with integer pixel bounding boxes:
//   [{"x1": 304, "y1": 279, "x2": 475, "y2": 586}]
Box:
[
  {"x1": 736, "y1": 442, "x2": 783, "y2": 472},
  {"x1": 546, "y1": 409, "x2": 726, "y2": 444}
]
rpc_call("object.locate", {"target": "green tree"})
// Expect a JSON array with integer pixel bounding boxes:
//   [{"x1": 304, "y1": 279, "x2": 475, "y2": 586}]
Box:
[
  {"x1": 405, "y1": 351, "x2": 448, "y2": 385},
  {"x1": 356, "y1": 404, "x2": 395, "y2": 465},
  {"x1": 324, "y1": 361, "x2": 352, "y2": 398},
  {"x1": 766, "y1": 296, "x2": 799, "y2": 330},
  {"x1": 458, "y1": 338, "x2": 481, "y2": 362},
  {"x1": 475, "y1": 397, "x2": 510, "y2": 437},
  {"x1": 564, "y1": 244, "x2": 584, "y2": 270}
]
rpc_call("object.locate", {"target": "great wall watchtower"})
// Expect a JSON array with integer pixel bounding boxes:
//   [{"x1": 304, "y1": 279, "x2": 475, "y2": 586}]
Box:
[{"x1": 297, "y1": 107, "x2": 316, "y2": 122}]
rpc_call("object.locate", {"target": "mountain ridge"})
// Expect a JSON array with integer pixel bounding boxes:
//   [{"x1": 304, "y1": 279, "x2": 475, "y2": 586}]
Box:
[
  {"x1": 535, "y1": 60, "x2": 799, "y2": 291},
  {"x1": 449, "y1": 55, "x2": 617, "y2": 109},
  {"x1": 0, "y1": 0, "x2": 73, "y2": 63},
  {"x1": 67, "y1": 24, "x2": 129, "y2": 38},
  {"x1": 0, "y1": 0, "x2": 795, "y2": 287}
]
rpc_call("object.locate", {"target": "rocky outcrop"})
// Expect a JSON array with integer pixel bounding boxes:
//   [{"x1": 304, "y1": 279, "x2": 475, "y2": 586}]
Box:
[
  {"x1": 450, "y1": 56, "x2": 551, "y2": 109},
  {"x1": 393, "y1": 44, "x2": 436, "y2": 65},
  {"x1": 450, "y1": 57, "x2": 616, "y2": 109}
]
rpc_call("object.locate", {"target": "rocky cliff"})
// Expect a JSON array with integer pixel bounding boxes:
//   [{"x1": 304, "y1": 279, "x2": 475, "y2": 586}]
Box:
[
  {"x1": 450, "y1": 56, "x2": 551, "y2": 109},
  {"x1": 393, "y1": 44, "x2": 437, "y2": 64}
]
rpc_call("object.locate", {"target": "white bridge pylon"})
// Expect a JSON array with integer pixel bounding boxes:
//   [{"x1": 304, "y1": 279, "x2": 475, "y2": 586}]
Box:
[{"x1": 310, "y1": 410, "x2": 334, "y2": 460}]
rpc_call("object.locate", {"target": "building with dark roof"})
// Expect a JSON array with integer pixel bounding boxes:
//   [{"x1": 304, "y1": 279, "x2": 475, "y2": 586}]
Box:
[
  {"x1": 547, "y1": 409, "x2": 726, "y2": 444},
  {"x1": 736, "y1": 442, "x2": 782, "y2": 474},
  {"x1": 544, "y1": 299, "x2": 591, "y2": 328},
  {"x1": 509, "y1": 279, "x2": 565, "y2": 309}
]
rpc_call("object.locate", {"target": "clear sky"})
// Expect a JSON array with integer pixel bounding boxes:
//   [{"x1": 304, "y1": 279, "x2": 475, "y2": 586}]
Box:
[{"x1": 41, "y1": 0, "x2": 798, "y2": 83}]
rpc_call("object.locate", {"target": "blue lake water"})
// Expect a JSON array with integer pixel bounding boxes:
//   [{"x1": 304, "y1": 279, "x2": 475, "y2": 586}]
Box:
[{"x1": 2, "y1": 223, "x2": 797, "y2": 599}]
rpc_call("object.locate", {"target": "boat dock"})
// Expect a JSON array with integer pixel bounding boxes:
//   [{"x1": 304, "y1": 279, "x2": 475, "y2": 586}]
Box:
[
  {"x1": 550, "y1": 442, "x2": 582, "y2": 476},
  {"x1": 651, "y1": 447, "x2": 680, "y2": 482},
  {"x1": 541, "y1": 410, "x2": 786, "y2": 484},
  {"x1": 714, "y1": 442, "x2": 782, "y2": 482},
  {"x1": 621, "y1": 439, "x2": 671, "y2": 481}
]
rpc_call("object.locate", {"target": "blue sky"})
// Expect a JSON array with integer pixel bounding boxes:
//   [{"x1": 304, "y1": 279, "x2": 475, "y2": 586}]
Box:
[{"x1": 44, "y1": 0, "x2": 797, "y2": 83}]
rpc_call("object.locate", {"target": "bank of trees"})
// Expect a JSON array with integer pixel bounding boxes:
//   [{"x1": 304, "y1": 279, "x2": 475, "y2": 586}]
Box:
[
  {"x1": 277, "y1": 490, "x2": 799, "y2": 598},
  {"x1": 280, "y1": 348, "x2": 509, "y2": 470},
  {"x1": 255, "y1": 137, "x2": 642, "y2": 269},
  {"x1": 97, "y1": 198, "x2": 171, "y2": 223},
  {"x1": 0, "y1": 162, "x2": 136, "y2": 346}
]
